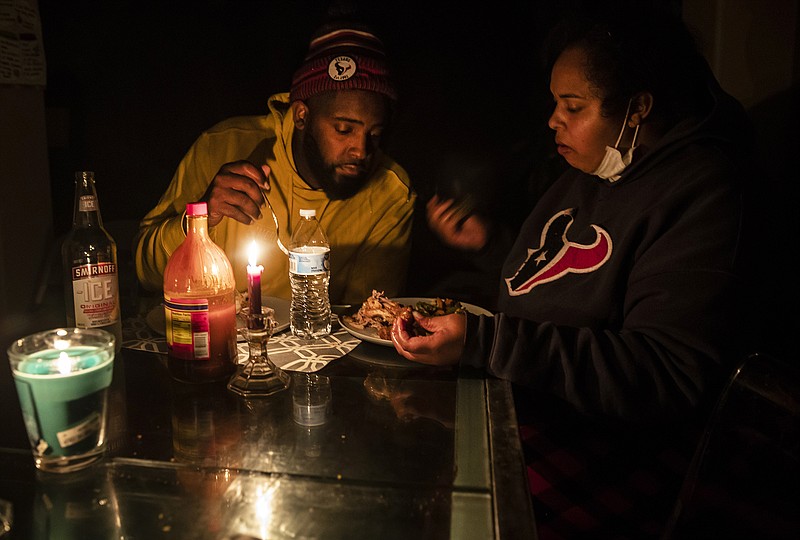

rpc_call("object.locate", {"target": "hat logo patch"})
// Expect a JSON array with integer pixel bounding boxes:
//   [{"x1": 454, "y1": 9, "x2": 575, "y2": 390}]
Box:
[{"x1": 328, "y1": 56, "x2": 356, "y2": 81}]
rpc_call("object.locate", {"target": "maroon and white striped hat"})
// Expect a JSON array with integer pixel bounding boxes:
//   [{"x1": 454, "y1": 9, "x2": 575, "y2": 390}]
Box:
[{"x1": 289, "y1": 23, "x2": 397, "y2": 102}]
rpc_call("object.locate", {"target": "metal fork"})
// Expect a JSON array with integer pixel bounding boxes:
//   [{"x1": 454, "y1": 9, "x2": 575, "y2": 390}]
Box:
[{"x1": 261, "y1": 188, "x2": 289, "y2": 255}]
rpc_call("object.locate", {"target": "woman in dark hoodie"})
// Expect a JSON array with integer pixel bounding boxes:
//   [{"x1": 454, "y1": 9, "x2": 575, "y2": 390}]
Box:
[{"x1": 392, "y1": 7, "x2": 753, "y2": 539}]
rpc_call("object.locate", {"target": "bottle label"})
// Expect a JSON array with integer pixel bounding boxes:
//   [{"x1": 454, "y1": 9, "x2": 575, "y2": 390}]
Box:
[
  {"x1": 164, "y1": 296, "x2": 210, "y2": 360},
  {"x1": 289, "y1": 247, "x2": 330, "y2": 275},
  {"x1": 78, "y1": 195, "x2": 97, "y2": 212},
  {"x1": 71, "y1": 262, "x2": 120, "y2": 328}
]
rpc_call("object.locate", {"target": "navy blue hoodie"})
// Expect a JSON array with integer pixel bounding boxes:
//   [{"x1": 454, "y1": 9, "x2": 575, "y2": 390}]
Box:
[{"x1": 464, "y1": 74, "x2": 751, "y2": 422}]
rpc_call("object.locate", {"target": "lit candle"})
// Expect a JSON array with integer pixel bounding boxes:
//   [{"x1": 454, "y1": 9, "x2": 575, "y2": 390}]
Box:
[{"x1": 246, "y1": 240, "x2": 263, "y2": 326}]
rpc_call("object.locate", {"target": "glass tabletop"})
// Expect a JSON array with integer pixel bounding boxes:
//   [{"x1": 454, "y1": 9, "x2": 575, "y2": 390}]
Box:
[{"x1": 0, "y1": 336, "x2": 534, "y2": 539}]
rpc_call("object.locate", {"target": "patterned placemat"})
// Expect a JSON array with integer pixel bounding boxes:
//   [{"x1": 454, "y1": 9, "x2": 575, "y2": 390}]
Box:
[{"x1": 122, "y1": 316, "x2": 360, "y2": 373}]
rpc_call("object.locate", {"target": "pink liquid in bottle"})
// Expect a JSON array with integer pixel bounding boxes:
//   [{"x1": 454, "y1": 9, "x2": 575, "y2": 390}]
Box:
[{"x1": 164, "y1": 203, "x2": 237, "y2": 383}]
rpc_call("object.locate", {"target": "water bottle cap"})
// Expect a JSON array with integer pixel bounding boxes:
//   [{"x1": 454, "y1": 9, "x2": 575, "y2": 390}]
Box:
[
  {"x1": 299, "y1": 209, "x2": 316, "y2": 218},
  {"x1": 186, "y1": 202, "x2": 208, "y2": 216}
]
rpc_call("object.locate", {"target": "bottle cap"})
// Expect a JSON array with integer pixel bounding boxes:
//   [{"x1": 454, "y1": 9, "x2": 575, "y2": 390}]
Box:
[
  {"x1": 187, "y1": 202, "x2": 208, "y2": 216},
  {"x1": 299, "y1": 209, "x2": 316, "y2": 218}
]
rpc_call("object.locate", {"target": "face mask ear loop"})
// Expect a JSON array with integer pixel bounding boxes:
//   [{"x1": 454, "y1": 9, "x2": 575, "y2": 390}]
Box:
[
  {"x1": 613, "y1": 99, "x2": 634, "y2": 150},
  {"x1": 629, "y1": 124, "x2": 640, "y2": 151}
]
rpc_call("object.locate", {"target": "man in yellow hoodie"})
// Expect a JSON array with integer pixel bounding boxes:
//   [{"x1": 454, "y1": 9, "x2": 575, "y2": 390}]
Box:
[{"x1": 134, "y1": 21, "x2": 415, "y2": 305}]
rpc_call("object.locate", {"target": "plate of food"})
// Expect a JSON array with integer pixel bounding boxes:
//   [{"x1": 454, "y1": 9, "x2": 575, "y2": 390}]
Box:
[
  {"x1": 146, "y1": 296, "x2": 291, "y2": 338},
  {"x1": 340, "y1": 290, "x2": 493, "y2": 347}
]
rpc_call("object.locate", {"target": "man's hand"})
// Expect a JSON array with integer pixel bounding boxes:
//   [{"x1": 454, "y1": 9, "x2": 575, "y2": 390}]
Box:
[{"x1": 199, "y1": 161, "x2": 271, "y2": 228}]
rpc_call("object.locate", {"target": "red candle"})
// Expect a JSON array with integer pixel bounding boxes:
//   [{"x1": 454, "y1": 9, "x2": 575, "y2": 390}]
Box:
[{"x1": 246, "y1": 241, "x2": 263, "y2": 324}]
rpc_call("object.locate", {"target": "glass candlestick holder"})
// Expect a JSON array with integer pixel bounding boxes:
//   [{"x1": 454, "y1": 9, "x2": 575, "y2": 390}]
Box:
[{"x1": 227, "y1": 310, "x2": 289, "y2": 397}]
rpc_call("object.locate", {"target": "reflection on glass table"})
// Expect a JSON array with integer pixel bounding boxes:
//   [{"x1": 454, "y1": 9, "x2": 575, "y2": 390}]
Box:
[{"x1": 0, "y1": 339, "x2": 535, "y2": 539}]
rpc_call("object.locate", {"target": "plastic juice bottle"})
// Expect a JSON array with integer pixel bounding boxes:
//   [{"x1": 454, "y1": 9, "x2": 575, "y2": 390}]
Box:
[{"x1": 163, "y1": 202, "x2": 237, "y2": 383}]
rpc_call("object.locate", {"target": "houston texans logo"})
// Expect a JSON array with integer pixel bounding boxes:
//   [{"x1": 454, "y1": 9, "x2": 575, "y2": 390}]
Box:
[
  {"x1": 334, "y1": 61, "x2": 353, "y2": 76},
  {"x1": 505, "y1": 209, "x2": 612, "y2": 296}
]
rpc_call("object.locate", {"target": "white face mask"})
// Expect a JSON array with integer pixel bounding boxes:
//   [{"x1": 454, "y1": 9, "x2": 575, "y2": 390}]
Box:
[{"x1": 592, "y1": 100, "x2": 640, "y2": 182}]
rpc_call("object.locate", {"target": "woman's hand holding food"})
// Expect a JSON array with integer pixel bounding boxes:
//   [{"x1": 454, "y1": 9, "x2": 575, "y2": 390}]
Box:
[
  {"x1": 426, "y1": 194, "x2": 490, "y2": 251},
  {"x1": 391, "y1": 310, "x2": 467, "y2": 366}
]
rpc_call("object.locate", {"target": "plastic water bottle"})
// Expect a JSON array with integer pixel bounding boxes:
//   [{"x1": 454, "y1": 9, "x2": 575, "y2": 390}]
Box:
[{"x1": 288, "y1": 209, "x2": 331, "y2": 339}]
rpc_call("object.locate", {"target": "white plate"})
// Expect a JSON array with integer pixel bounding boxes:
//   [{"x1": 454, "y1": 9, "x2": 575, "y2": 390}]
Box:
[
  {"x1": 146, "y1": 296, "x2": 291, "y2": 337},
  {"x1": 340, "y1": 297, "x2": 493, "y2": 347}
]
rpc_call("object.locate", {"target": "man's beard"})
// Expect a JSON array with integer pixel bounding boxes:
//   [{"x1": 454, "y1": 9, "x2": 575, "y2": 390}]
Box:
[{"x1": 302, "y1": 131, "x2": 369, "y2": 200}]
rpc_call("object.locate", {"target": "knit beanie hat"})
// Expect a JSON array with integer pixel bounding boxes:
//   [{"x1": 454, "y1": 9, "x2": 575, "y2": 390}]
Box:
[{"x1": 289, "y1": 22, "x2": 397, "y2": 103}]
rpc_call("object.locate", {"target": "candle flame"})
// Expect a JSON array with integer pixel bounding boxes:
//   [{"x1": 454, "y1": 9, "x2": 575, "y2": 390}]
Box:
[
  {"x1": 57, "y1": 351, "x2": 73, "y2": 375},
  {"x1": 248, "y1": 240, "x2": 259, "y2": 267}
]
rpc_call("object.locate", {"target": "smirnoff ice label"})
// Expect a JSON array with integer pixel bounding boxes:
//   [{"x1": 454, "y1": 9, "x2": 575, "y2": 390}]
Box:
[{"x1": 71, "y1": 262, "x2": 120, "y2": 328}]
